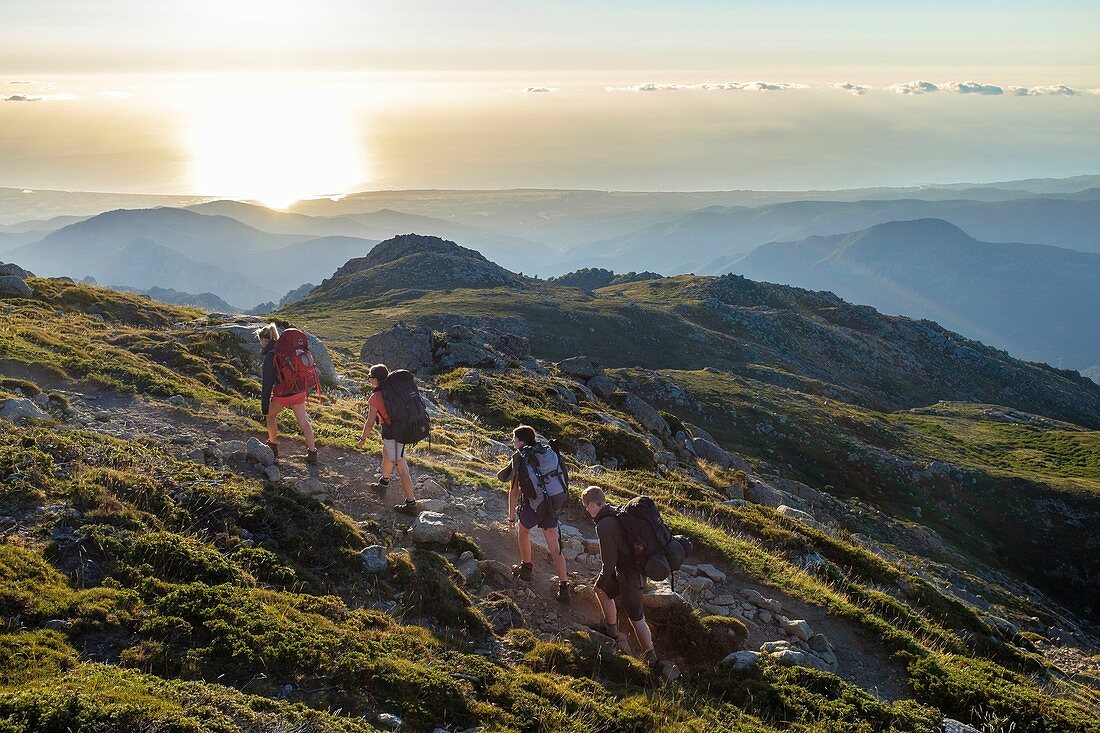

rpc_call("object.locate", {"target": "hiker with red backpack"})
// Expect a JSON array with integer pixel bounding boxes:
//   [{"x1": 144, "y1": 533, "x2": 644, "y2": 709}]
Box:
[
  {"x1": 257, "y1": 323, "x2": 318, "y2": 464},
  {"x1": 582, "y1": 484, "x2": 692, "y2": 675},
  {"x1": 497, "y1": 425, "x2": 571, "y2": 603},
  {"x1": 357, "y1": 363, "x2": 430, "y2": 516}
]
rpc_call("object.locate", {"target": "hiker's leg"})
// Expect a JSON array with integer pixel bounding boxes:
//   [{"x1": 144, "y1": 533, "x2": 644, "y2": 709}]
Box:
[
  {"x1": 381, "y1": 441, "x2": 395, "y2": 478},
  {"x1": 265, "y1": 406, "x2": 281, "y2": 444},
  {"x1": 290, "y1": 403, "x2": 316, "y2": 451},
  {"x1": 630, "y1": 617, "x2": 655, "y2": 653},
  {"x1": 594, "y1": 587, "x2": 618, "y2": 626},
  {"x1": 543, "y1": 527, "x2": 568, "y2": 580},
  {"x1": 395, "y1": 457, "x2": 415, "y2": 502},
  {"x1": 517, "y1": 523, "x2": 532, "y2": 564}
]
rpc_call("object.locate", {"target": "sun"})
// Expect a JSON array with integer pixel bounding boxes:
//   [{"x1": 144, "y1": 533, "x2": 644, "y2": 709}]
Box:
[{"x1": 186, "y1": 86, "x2": 365, "y2": 209}]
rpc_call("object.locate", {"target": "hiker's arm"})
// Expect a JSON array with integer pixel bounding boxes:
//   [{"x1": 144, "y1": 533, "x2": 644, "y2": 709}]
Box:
[
  {"x1": 260, "y1": 354, "x2": 275, "y2": 415},
  {"x1": 357, "y1": 403, "x2": 378, "y2": 448},
  {"x1": 502, "y1": 456, "x2": 519, "y2": 523},
  {"x1": 594, "y1": 520, "x2": 619, "y2": 596}
]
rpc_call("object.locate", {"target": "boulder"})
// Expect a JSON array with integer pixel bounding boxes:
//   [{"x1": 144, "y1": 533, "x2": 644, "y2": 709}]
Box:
[
  {"x1": 587, "y1": 375, "x2": 617, "y2": 399},
  {"x1": 943, "y1": 719, "x2": 982, "y2": 733},
  {"x1": 612, "y1": 391, "x2": 669, "y2": 435},
  {"x1": 456, "y1": 552, "x2": 482, "y2": 585},
  {"x1": 376, "y1": 713, "x2": 404, "y2": 730},
  {"x1": 0, "y1": 275, "x2": 32, "y2": 299},
  {"x1": 552, "y1": 383, "x2": 578, "y2": 405},
  {"x1": 721, "y1": 650, "x2": 761, "y2": 669},
  {"x1": 296, "y1": 477, "x2": 325, "y2": 496},
  {"x1": 360, "y1": 322, "x2": 434, "y2": 374},
  {"x1": 556, "y1": 356, "x2": 602, "y2": 379},
  {"x1": 361, "y1": 545, "x2": 390, "y2": 574},
  {"x1": 246, "y1": 436, "x2": 276, "y2": 466},
  {"x1": 777, "y1": 505, "x2": 821, "y2": 529},
  {"x1": 696, "y1": 563, "x2": 727, "y2": 583},
  {"x1": 417, "y1": 477, "x2": 448, "y2": 499},
  {"x1": 771, "y1": 648, "x2": 813, "y2": 668},
  {"x1": 0, "y1": 398, "x2": 48, "y2": 423},
  {"x1": 784, "y1": 619, "x2": 813, "y2": 641},
  {"x1": 410, "y1": 511, "x2": 456, "y2": 545},
  {"x1": 691, "y1": 438, "x2": 734, "y2": 467},
  {"x1": 211, "y1": 440, "x2": 248, "y2": 461},
  {"x1": 574, "y1": 441, "x2": 597, "y2": 466},
  {"x1": 0, "y1": 262, "x2": 33, "y2": 278},
  {"x1": 760, "y1": 640, "x2": 792, "y2": 654},
  {"x1": 642, "y1": 584, "x2": 689, "y2": 611},
  {"x1": 807, "y1": 633, "x2": 833, "y2": 654}
]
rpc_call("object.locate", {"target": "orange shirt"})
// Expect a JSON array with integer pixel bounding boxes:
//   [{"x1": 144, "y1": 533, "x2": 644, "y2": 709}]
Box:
[{"x1": 368, "y1": 390, "x2": 389, "y2": 425}]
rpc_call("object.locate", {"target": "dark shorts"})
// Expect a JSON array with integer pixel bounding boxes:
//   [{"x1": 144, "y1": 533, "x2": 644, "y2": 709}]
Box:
[
  {"x1": 518, "y1": 502, "x2": 559, "y2": 530},
  {"x1": 598, "y1": 570, "x2": 644, "y2": 622}
]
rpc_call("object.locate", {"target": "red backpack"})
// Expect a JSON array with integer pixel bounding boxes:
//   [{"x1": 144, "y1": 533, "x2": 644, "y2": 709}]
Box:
[{"x1": 272, "y1": 328, "x2": 323, "y2": 402}]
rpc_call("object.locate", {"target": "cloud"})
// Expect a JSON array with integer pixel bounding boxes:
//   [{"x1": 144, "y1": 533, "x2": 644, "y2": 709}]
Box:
[
  {"x1": 7, "y1": 80, "x2": 34, "y2": 85},
  {"x1": 606, "y1": 81, "x2": 807, "y2": 92},
  {"x1": 833, "y1": 82, "x2": 868, "y2": 96},
  {"x1": 97, "y1": 90, "x2": 133, "y2": 99},
  {"x1": 1009, "y1": 84, "x2": 1080, "y2": 96},
  {"x1": 521, "y1": 86, "x2": 557, "y2": 93},
  {"x1": 942, "y1": 81, "x2": 1003, "y2": 95},
  {"x1": 3, "y1": 92, "x2": 77, "y2": 102},
  {"x1": 890, "y1": 80, "x2": 940, "y2": 95}
]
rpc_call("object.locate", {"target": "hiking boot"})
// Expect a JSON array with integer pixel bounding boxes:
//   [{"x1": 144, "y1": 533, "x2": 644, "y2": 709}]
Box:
[
  {"x1": 368, "y1": 479, "x2": 390, "y2": 496},
  {"x1": 306, "y1": 449, "x2": 317, "y2": 464},
  {"x1": 511, "y1": 562, "x2": 533, "y2": 582},
  {"x1": 641, "y1": 649, "x2": 663, "y2": 675},
  {"x1": 556, "y1": 580, "x2": 571, "y2": 604},
  {"x1": 267, "y1": 442, "x2": 279, "y2": 460},
  {"x1": 394, "y1": 499, "x2": 418, "y2": 516}
]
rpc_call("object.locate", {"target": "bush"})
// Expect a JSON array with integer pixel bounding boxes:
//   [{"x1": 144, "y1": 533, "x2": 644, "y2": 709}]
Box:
[{"x1": 389, "y1": 549, "x2": 489, "y2": 633}]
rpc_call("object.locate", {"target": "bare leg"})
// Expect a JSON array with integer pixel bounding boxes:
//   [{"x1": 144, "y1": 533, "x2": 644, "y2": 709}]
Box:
[
  {"x1": 265, "y1": 406, "x2": 281, "y2": 444},
  {"x1": 543, "y1": 527, "x2": 568, "y2": 580},
  {"x1": 290, "y1": 403, "x2": 316, "y2": 451},
  {"x1": 395, "y1": 458, "x2": 416, "y2": 502},
  {"x1": 381, "y1": 451, "x2": 394, "y2": 479},
  {"x1": 630, "y1": 617, "x2": 655, "y2": 653},
  {"x1": 594, "y1": 587, "x2": 618, "y2": 625},
  {"x1": 517, "y1": 523, "x2": 532, "y2": 564}
]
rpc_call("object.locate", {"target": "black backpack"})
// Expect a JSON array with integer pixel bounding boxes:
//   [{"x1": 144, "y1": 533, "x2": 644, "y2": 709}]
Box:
[
  {"x1": 615, "y1": 496, "x2": 693, "y2": 585},
  {"x1": 379, "y1": 370, "x2": 431, "y2": 446}
]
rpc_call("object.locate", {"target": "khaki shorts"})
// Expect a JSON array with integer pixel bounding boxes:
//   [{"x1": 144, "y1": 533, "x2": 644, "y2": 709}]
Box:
[{"x1": 382, "y1": 439, "x2": 406, "y2": 461}]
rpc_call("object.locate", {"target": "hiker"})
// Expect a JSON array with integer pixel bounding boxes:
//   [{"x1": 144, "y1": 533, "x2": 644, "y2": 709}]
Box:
[
  {"x1": 257, "y1": 323, "x2": 317, "y2": 464},
  {"x1": 357, "y1": 363, "x2": 419, "y2": 516},
  {"x1": 497, "y1": 425, "x2": 570, "y2": 603},
  {"x1": 582, "y1": 484, "x2": 662, "y2": 671}
]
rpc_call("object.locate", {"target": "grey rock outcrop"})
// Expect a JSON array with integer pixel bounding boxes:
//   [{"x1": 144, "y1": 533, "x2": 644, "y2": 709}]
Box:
[
  {"x1": 410, "y1": 511, "x2": 456, "y2": 545},
  {"x1": 0, "y1": 262, "x2": 34, "y2": 278},
  {"x1": 189, "y1": 314, "x2": 337, "y2": 383},
  {"x1": 0, "y1": 275, "x2": 32, "y2": 299},
  {"x1": 360, "y1": 322, "x2": 435, "y2": 373},
  {"x1": 0, "y1": 398, "x2": 48, "y2": 423},
  {"x1": 556, "y1": 356, "x2": 602, "y2": 379}
]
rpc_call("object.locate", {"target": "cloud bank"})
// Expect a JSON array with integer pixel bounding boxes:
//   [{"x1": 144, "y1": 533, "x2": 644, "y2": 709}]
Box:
[
  {"x1": 3, "y1": 92, "x2": 78, "y2": 102},
  {"x1": 521, "y1": 86, "x2": 557, "y2": 93},
  {"x1": 833, "y1": 82, "x2": 868, "y2": 96},
  {"x1": 1009, "y1": 84, "x2": 1080, "y2": 96},
  {"x1": 606, "y1": 81, "x2": 808, "y2": 93}
]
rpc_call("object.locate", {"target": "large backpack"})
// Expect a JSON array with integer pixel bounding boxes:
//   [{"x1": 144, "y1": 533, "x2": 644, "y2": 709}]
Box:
[
  {"x1": 272, "y1": 328, "x2": 322, "y2": 402},
  {"x1": 518, "y1": 441, "x2": 569, "y2": 516},
  {"x1": 614, "y1": 496, "x2": 693, "y2": 585},
  {"x1": 379, "y1": 369, "x2": 431, "y2": 446}
]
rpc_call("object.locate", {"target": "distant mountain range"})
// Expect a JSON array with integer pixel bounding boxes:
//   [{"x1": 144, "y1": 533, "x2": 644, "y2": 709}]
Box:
[
  {"x1": 560, "y1": 194, "x2": 1100, "y2": 274},
  {"x1": 724, "y1": 218, "x2": 1100, "y2": 369}
]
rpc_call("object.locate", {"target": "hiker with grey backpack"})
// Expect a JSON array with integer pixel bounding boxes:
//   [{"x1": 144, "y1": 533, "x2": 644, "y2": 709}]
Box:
[
  {"x1": 357, "y1": 363, "x2": 431, "y2": 516},
  {"x1": 497, "y1": 425, "x2": 571, "y2": 603}
]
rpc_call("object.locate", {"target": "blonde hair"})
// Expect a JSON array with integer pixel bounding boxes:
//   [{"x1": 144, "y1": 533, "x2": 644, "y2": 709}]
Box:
[
  {"x1": 581, "y1": 485, "x2": 606, "y2": 506},
  {"x1": 255, "y1": 323, "x2": 279, "y2": 342}
]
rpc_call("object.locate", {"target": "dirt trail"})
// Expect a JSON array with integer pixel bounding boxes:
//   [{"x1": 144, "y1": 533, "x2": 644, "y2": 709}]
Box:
[{"x1": 8, "y1": 359, "x2": 911, "y2": 700}]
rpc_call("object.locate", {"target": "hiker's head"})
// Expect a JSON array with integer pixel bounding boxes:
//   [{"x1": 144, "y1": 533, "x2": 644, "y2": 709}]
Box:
[
  {"x1": 255, "y1": 323, "x2": 279, "y2": 344},
  {"x1": 368, "y1": 364, "x2": 389, "y2": 388},
  {"x1": 582, "y1": 485, "x2": 606, "y2": 518},
  {"x1": 512, "y1": 425, "x2": 537, "y2": 449}
]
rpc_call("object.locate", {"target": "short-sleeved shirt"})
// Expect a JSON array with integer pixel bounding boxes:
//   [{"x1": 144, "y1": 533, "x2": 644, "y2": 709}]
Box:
[{"x1": 368, "y1": 390, "x2": 389, "y2": 425}]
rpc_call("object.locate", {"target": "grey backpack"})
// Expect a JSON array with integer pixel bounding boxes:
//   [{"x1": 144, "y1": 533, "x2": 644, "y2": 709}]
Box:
[{"x1": 518, "y1": 442, "x2": 569, "y2": 519}]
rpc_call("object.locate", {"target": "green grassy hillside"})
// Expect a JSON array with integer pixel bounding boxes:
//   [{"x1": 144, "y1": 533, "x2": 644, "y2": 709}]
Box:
[{"x1": 1, "y1": 274, "x2": 1098, "y2": 732}]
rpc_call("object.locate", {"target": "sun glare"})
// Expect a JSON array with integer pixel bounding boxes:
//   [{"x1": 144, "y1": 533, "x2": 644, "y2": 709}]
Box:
[{"x1": 186, "y1": 87, "x2": 365, "y2": 209}]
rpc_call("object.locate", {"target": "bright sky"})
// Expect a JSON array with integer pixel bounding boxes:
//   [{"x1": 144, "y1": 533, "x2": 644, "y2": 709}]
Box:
[{"x1": 1, "y1": 1, "x2": 1098, "y2": 206}]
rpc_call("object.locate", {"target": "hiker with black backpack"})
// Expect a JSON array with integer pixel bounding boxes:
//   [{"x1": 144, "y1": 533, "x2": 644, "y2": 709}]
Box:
[
  {"x1": 257, "y1": 323, "x2": 318, "y2": 464},
  {"x1": 357, "y1": 363, "x2": 430, "y2": 516},
  {"x1": 496, "y1": 425, "x2": 571, "y2": 603},
  {"x1": 582, "y1": 485, "x2": 692, "y2": 675}
]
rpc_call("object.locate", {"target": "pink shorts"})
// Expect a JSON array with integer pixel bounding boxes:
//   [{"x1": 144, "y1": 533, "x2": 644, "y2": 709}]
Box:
[{"x1": 272, "y1": 392, "x2": 306, "y2": 408}]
